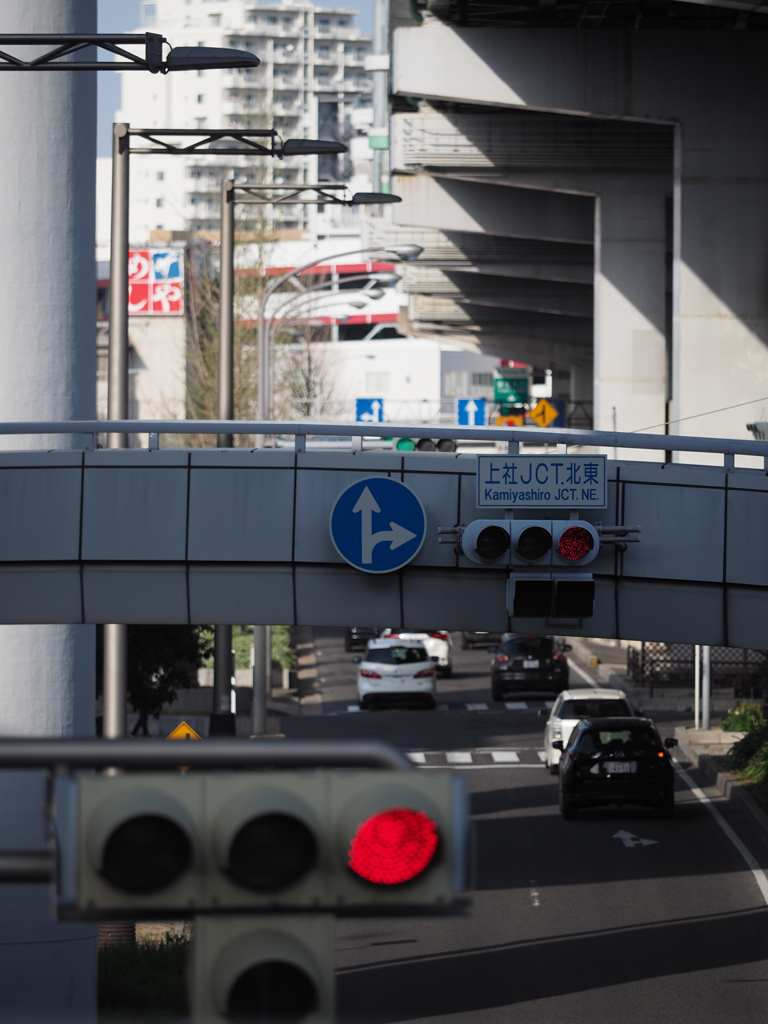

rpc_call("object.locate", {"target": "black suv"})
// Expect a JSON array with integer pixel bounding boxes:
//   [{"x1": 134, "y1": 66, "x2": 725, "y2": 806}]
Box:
[
  {"x1": 556, "y1": 716, "x2": 678, "y2": 820},
  {"x1": 490, "y1": 635, "x2": 570, "y2": 700},
  {"x1": 344, "y1": 627, "x2": 381, "y2": 651}
]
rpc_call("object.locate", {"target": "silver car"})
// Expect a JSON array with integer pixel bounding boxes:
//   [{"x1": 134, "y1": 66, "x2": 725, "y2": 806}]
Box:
[{"x1": 541, "y1": 688, "x2": 635, "y2": 773}]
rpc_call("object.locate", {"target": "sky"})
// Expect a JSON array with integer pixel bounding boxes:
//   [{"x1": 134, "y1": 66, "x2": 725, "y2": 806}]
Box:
[{"x1": 97, "y1": 0, "x2": 375, "y2": 157}]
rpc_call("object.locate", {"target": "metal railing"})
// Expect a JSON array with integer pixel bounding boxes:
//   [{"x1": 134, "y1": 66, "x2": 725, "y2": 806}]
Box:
[
  {"x1": 628, "y1": 642, "x2": 768, "y2": 697},
  {"x1": 1, "y1": 419, "x2": 768, "y2": 463}
]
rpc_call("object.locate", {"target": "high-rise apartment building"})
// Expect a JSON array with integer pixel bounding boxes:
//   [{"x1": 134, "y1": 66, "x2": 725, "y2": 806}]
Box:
[{"x1": 114, "y1": 0, "x2": 374, "y2": 244}]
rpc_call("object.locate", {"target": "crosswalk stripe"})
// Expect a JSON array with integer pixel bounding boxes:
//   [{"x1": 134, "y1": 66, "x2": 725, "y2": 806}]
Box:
[
  {"x1": 491, "y1": 751, "x2": 520, "y2": 763},
  {"x1": 346, "y1": 705, "x2": 362, "y2": 713},
  {"x1": 445, "y1": 751, "x2": 473, "y2": 764},
  {"x1": 466, "y1": 702, "x2": 489, "y2": 711},
  {"x1": 505, "y1": 701, "x2": 528, "y2": 710},
  {"x1": 537, "y1": 751, "x2": 548, "y2": 762},
  {"x1": 406, "y1": 752, "x2": 427, "y2": 764}
]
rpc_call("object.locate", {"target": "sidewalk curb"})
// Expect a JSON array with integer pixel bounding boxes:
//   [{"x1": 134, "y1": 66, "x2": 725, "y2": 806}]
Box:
[{"x1": 678, "y1": 741, "x2": 768, "y2": 850}]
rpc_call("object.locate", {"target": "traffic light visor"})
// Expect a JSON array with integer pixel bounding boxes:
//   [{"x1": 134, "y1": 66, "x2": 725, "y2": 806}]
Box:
[{"x1": 348, "y1": 808, "x2": 439, "y2": 885}]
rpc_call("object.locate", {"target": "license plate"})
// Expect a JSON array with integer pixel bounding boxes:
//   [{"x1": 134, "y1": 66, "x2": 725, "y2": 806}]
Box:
[
  {"x1": 522, "y1": 659, "x2": 539, "y2": 669},
  {"x1": 605, "y1": 761, "x2": 633, "y2": 774}
]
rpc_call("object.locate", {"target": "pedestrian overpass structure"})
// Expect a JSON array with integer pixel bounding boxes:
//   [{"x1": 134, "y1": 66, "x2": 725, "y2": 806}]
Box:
[{"x1": 1, "y1": 420, "x2": 767, "y2": 648}]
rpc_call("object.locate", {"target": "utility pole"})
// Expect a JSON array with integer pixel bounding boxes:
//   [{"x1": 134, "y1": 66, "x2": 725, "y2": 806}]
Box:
[
  {"x1": 701, "y1": 645, "x2": 711, "y2": 731},
  {"x1": 371, "y1": 0, "x2": 390, "y2": 194}
]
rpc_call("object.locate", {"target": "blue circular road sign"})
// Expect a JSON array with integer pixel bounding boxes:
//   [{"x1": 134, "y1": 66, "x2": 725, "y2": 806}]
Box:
[{"x1": 329, "y1": 476, "x2": 427, "y2": 574}]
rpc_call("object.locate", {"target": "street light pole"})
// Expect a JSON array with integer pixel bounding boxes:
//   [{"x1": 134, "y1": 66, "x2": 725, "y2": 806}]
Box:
[
  {"x1": 212, "y1": 179, "x2": 236, "y2": 736},
  {"x1": 103, "y1": 122, "x2": 131, "y2": 741}
]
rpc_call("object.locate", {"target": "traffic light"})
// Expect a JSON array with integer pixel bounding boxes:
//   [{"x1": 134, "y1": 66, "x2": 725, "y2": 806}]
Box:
[
  {"x1": 55, "y1": 769, "x2": 469, "y2": 918},
  {"x1": 461, "y1": 520, "x2": 599, "y2": 568},
  {"x1": 395, "y1": 438, "x2": 457, "y2": 452},
  {"x1": 189, "y1": 914, "x2": 335, "y2": 1024},
  {"x1": 507, "y1": 573, "x2": 595, "y2": 618}
]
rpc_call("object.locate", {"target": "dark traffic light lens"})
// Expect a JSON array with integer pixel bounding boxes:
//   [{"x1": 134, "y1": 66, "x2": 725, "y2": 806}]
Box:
[
  {"x1": 513, "y1": 579, "x2": 553, "y2": 617},
  {"x1": 554, "y1": 579, "x2": 595, "y2": 617},
  {"x1": 416, "y1": 439, "x2": 436, "y2": 451},
  {"x1": 102, "y1": 815, "x2": 192, "y2": 893},
  {"x1": 476, "y1": 525, "x2": 511, "y2": 561},
  {"x1": 228, "y1": 814, "x2": 317, "y2": 892},
  {"x1": 226, "y1": 961, "x2": 318, "y2": 1023},
  {"x1": 348, "y1": 808, "x2": 439, "y2": 885},
  {"x1": 516, "y1": 526, "x2": 552, "y2": 561},
  {"x1": 557, "y1": 526, "x2": 594, "y2": 561},
  {"x1": 436, "y1": 439, "x2": 457, "y2": 452}
]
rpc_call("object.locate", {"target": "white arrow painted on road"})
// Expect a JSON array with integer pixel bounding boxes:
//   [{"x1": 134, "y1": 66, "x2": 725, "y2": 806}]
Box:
[
  {"x1": 353, "y1": 486, "x2": 417, "y2": 564},
  {"x1": 613, "y1": 830, "x2": 658, "y2": 848}
]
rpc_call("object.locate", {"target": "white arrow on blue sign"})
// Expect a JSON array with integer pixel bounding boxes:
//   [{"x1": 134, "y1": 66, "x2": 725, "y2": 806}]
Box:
[
  {"x1": 329, "y1": 477, "x2": 427, "y2": 574},
  {"x1": 355, "y1": 398, "x2": 384, "y2": 423},
  {"x1": 457, "y1": 397, "x2": 486, "y2": 426}
]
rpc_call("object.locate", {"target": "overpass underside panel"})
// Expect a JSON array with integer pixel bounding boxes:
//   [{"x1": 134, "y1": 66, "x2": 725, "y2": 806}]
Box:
[{"x1": 0, "y1": 450, "x2": 764, "y2": 647}]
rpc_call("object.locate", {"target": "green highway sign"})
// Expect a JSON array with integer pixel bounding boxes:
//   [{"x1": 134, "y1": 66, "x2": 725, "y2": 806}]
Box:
[{"x1": 494, "y1": 372, "x2": 529, "y2": 405}]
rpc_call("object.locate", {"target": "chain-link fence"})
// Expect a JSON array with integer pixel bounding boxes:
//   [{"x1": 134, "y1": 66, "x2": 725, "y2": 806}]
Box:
[{"x1": 627, "y1": 642, "x2": 768, "y2": 698}]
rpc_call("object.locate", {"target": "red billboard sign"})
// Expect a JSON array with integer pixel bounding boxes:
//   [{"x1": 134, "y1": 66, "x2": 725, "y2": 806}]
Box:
[{"x1": 127, "y1": 249, "x2": 184, "y2": 315}]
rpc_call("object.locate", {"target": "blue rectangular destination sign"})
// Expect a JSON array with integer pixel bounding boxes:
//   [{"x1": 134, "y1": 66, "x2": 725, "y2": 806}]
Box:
[{"x1": 477, "y1": 454, "x2": 607, "y2": 509}]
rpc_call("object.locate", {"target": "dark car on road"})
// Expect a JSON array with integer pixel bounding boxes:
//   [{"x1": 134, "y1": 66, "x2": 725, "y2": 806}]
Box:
[
  {"x1": 344, "y1": 627, "x2": 381, "y2": 651},
  {"x1": 461, "y1": 630, "x2": 504, "y2": 650},
  {"x1": 490, "y1": 634, "x2": 570, "y2": 700},
  {"x1": 555, "y1": 716, "x2": 678, "y2": 820}
]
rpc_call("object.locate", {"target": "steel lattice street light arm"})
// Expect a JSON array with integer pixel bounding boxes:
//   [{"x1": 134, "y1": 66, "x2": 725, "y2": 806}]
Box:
[
  {"x1": 0, "y1": 33, "x2": 260, "y2": 73},
  {"x1": 236, "y1": 183, "x2": 401, "y2": 206},
  {"x1": 127, "y1": 128, "x2": 347, "y2": 157}
]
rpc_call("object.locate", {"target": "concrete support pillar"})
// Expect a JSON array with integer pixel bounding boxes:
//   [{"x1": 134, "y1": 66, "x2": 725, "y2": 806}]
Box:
[
  {"x1": 0, "y1": 1, "x2": 98, "y2": 1019},
  {"x1": 594, "y1": 181, "x2": 668, "y2": 457}
]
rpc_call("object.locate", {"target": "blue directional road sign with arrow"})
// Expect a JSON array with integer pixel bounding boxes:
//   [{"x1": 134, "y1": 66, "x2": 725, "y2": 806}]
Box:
[
  {"x1": 329, "y1": 477, "x2": 427, "y2": 574},
  {"x1": 355, "y1": 398, "x2": 384, "y2": 423},
  {"x1": 457, "y1": 397, "x2": 486, "y2": 426}
]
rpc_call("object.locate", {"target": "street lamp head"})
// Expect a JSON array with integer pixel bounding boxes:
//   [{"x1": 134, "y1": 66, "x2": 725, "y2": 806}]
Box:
[
  {"x1": 350, "y1": 192, "x2": 402, "y2": 206},
  {"x1": 371, "y1": 272, "x2": 402, "y2": 285},
  {"x1": 281, "y1": 139, "x2": 348, "y2": 156},
  {"x1": 164, "y1": 46, "x2": 261, "y2": 72},
  {"x1": 383, "y1": 244, "x2": 424, "y2": 261}
]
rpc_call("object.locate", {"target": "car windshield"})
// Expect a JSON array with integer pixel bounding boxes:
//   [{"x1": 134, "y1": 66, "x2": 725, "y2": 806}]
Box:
[
  {"x1": 571, "y1": 727, "x2": 659, "y2": 755},
  {"x1": 504, "y1": 637, "x2": 553, "y2": 657},
  {"x1": 366, "y1": 646, "x2": 427, "y2": 664},
  {"x1": 559, "y1": 698, "x2": 631, "y2": 719}
]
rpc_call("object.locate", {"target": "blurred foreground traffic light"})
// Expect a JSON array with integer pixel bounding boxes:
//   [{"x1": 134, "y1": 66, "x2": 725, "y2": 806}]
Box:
[
  {"x1": 461, "y1": 519, "x2": 599, "y2": 567},
  {"x1": 190, "y1": 914, "x2": 335, "y2": 1024},
  {"x1": 56, "y1": 769, "x2": 469, "y2": 917},
  {"x1": 395, "y1": 438, "x2": 457, "y2": 452}
]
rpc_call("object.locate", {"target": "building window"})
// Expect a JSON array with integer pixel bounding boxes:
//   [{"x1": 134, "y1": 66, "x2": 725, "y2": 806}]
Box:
[
  {"x1": 338, "y1": 19, "x2": 348, "y2": 26},
  {"x1": 317, "y1": 17, "x2": 329, "y2": 25},
  {"x1": 443, "y1": 371, "x2": 468, "y2": 397},
  {"x1": 197, "y1": 69, "x2": 205, "y2": 77},
  {"x1": 156, "y1": 171, "x2": 164, "y2": 181},
  {"x1": 366, "y1": 372, "x2": 390, "y2": 394},
  {"x1": 246, "y1": 12, "x2": 257, "y2": 23},
  {"x1": 472, "y1": 373, "x2": 493, "y2": 389},
  {"x1": 195, "y1": 117, "x2": 207, "y2": 129},
  {"x1": 197, "y1": 94, "x2": 204, "y2": 103},
  {"x1": 267, "y1": 15, "x2": 277, "y2": 23},
  {"x1": 209, "y1": 13, "x2": 220, "y2": 25},
  {"x1": 156, "y1": 198, "x2": 164, "y2": 208}
]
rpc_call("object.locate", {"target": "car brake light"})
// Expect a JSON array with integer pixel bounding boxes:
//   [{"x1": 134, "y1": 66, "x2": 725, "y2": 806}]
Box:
[
  {"x1": 385, "y1": 632, "x2": 401, "y2": 638},
  {"x1": 348, "y1": 808, "x2": 439, "y2": 885},
  {"x1": 552, "y1": 651, "x2": 565, "y2": 662},
  {"x1": 430, "y1": 631, "x2": 449, "y2": 640},
  {"x1": 657, "y1": 751, "x2": 665, "y2": 758},
  {"x1": 360, "y1": 669, "x2": 381, "y2": 679},
  {"x1": 413, "y1": 667, "x2": 434, "y2": 678},
  {"x1": 496, "y1": 654, "x2": 509, "y2": 663}
]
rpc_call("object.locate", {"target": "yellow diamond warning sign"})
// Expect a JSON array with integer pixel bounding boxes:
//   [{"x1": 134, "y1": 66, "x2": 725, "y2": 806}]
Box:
[
  {"x1": 167, "y1": 720, "x2": 201, "y2": 772},
  {"x1": 528, "y1": 398, "x2": 559, "y2": 429}
]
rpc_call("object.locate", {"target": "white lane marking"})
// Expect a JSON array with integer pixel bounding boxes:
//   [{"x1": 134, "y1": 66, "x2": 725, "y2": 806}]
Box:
[
  {"x1": 445, "y1": 751, "x2": 473, "y2": 764},
  {"x1": 505, "y1": 701, "x2": 528, "y2": 710},
  {"x1": 673, "y1": 759, "x2": 768, "y2": 906},
  {"x1": 466, "y1": 702, "x2": 489, "y2": 711},
  {"x1": 530, "y1": 880, "x2": 540, "y2": 907},
  {"x1": 346, "y1": 705, "x2": 362, "y2": 713},
  {"x1": 491, "y1": 751, "x2": 520, "y2": 763},
  {"x1": 406, "y1": 752, "x2": 426, "y2": 764},
  {"x1": 420, "y1": 763, "x2": 546, "y2": 770},
  {"x1": 537, "y1": 751, "x2": 548, "y2": 762},
  {"x1": 613, "y1": 829, "x2": 658, "y2": 848},
  {"x1": 566, "y1": 658, "x2": 601, "y2": 689}
]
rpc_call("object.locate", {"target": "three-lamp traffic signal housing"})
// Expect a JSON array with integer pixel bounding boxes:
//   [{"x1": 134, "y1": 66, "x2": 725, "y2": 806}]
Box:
[
  {"x1": 461, "y1": 519, "x2": 599, "y2": 568},
  {"x1": 461, "y1": 519, "x2": 599, "y2": 619},
  {"x1": 55, "y1": 769, "x2": 468, "y2": 918}
]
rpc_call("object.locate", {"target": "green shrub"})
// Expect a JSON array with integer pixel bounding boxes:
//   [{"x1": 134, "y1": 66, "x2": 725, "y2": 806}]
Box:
[
  {"x1": 99, "y1": 935, "x2": 189, "y2": 1018},
  {"x1": 722, "y1": 701, "x2": 765, "y2": 732},
  {"x1": 726, "y1": 724, "x2": 768, "y2": 773}
]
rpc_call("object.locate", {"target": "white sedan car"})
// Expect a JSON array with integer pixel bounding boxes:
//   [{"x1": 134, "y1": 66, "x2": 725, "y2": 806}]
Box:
[
  {"x1": 356, "y1": 638, "x2": 437, "y2": 708},
  {"x1": 380, "y1": 629, "x2": 453, "y2": 676},
  {"x1": 541, "y1": 688, "x2": 635, "y2": 773}
]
